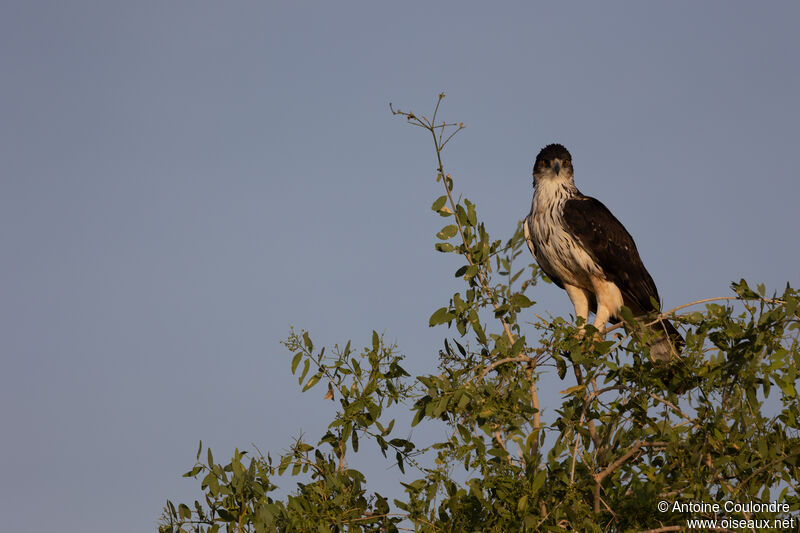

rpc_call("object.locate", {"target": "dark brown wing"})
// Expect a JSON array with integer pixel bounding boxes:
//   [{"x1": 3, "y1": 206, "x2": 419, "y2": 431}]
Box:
[{"x1": 562, "y1": 195, "x2": 659, "y2": 314}]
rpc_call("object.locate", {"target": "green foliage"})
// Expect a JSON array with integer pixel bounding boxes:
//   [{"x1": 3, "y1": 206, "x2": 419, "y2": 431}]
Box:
[{"x1": 161, "y1": 95, "x2": 800, "y2": 532}]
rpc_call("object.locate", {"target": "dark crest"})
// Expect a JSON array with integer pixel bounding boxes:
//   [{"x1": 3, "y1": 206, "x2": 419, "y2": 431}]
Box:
[{"x1": 535, "y1": 143, "x2": 572, "y2": 167}]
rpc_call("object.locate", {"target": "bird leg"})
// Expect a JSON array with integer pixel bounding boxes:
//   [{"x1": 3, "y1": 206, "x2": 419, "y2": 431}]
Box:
[
  {"x1": 563, "y1": 284, "x2": 592, "y2": 389},
  {"x1": 564, "y1": 284, "x2": 591, "y2": 338},
  {"x1": 564, "y1": 279, "x2": 624, "y2": 352},
  {"x1": 590, "y1": 277, "x2": 624, "y2": 333}
]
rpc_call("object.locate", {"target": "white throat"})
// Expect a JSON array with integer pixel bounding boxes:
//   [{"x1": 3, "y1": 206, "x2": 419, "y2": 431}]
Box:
[{"x1": 532, "y1": 176, "x2": 577, "y2": 216}]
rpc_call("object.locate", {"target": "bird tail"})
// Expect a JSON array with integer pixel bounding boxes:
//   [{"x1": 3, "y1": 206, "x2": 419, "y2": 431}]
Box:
[{"x1": 646, "y1": 317, "x2": 684, "y2": 362}]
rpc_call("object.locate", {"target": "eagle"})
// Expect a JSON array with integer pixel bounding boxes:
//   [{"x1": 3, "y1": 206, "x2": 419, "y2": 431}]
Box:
[{"x1": 523, "y1": 143, "x2": 683, "y2": 361}]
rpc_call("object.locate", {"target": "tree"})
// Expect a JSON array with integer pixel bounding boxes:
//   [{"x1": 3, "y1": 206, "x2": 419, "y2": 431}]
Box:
[{"x1": 160, "y1": 95, "x2": 800, "y2": 532}]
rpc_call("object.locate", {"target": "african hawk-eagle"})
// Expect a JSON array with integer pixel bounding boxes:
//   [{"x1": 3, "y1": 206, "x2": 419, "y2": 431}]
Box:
[{"x1": 523, "y1": 143, "x2": 683, "y2": 360}]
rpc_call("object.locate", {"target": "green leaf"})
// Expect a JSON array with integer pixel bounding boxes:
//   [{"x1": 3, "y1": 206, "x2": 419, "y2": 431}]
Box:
[
  {"x1": 488, "y1": 447, "x2": 508, "y2": 459},
  {"x1": 510, "y1": 336, "x2": 526, "y2": 356},
  {"x1": 216, "y1": 508, "x2": 236, "y2": 521},
  {"x1": 435, "y1": 242, "x2": 455, "y2": 253},
  {"x1": 510, "y1": 293, "x2": 534, "y2": 309},
  {"x1": 291, "y1": 351, "x2": 303, "y2": 374},
  {"x1": 183, "y1": 466, "x2": 203, "y2": 478},
  {"x1": 465, "y1": 199, "x2": 478, "y2": 226},
  {"x1": 431, "y1": 195, "x2": 447, "y2": 212},
  {"x1": 296, "y1": 442, "x2": 314, "y2": 452},
  {"x1": 556, "y1": 357, "x2": 567, "y2": 379},
  {"x1": 202, "y1": 473, "x2": 219, "y2": 496},
  {"x1": 455, "y1": 264, "x2": 480, "y2": 280},
  {"x1": 531, "y1": 469, "x2": 546, "y2": 494},
  {"x1": 432, "y1": 395, "x2": 449, "y2": 417},
  {"x1": 453, "y1": 293, "x2": 466, "y2": 313},
  {"x1": 178, "y1": 503, "x2": 192, "y2": 520},
  {"x1": 302, "y1": 372, "x2": 322, "y2": 392},
  {"x1": 454, "y1": 339, "x2": 467, "y2": 355},
  {"x1": 429, "y1": 307, "x2": 455, "y2": 326},
  {"x1": 298, "y1": 359, "x2": 310, "y2": 385},
  {"x1": 463, "y1": 265, "x2": 479, "y2": 280},
  {"x1": 517, "y1": 494, "x2": 528, "y2": 512},
  {"x1": 457, "y1": 392, "x2": 471, "y2": 410},
  {"x1": 619, "y1": 305, "x2": 635, "y2": 325},
  {"x1": 436, "y1": 224, "x2": 458, "y2": 240}
]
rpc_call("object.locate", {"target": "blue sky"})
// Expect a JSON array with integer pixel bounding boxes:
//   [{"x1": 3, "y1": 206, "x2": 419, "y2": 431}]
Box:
[{"x1": 1, "y1": 2, "x2": 798, "y2": 531}]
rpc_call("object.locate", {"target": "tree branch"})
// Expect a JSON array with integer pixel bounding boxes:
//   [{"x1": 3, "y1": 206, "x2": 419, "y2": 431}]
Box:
[{"x1": 595, "y1": 440, "x2": 668, "y2": 483}]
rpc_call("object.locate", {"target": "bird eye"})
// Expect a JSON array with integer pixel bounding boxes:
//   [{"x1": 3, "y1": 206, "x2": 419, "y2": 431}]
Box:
[{"x1": 563, "y1": 159, "x2": 571, "y2": 167}]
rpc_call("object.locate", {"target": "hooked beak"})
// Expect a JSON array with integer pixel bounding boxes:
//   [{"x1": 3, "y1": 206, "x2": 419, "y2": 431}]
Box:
[{"x1": 552, "y1": 162, "x2": 561, "y2": 176}]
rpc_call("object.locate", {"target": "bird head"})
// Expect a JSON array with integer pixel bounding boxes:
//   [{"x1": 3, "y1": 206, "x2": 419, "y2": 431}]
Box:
[{"x1": 533, "y1": 143, "x2": 573, "y2": 186}]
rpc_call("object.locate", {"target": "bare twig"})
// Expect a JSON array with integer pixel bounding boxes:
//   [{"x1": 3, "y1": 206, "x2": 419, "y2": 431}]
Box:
[
  {"x1": 732, "y1": 453, "x2": 800, "y2": 496},
  {"x1": 479, "y1": 355, "x2": 535, "y2": 379},
  {"x1": 570, "y1": 377, "x2": 610, "y2": 484},
  {"x1": 603, "y1": 295, "x2": 796, "y2": 336},
  {"x1": 595, "y1": 441, "x2": 645, "y2": 484},
  {"x1": 645, "y1": 391, "x2": 695, "y2": 423},
  {"x1": 591, "y1": 440, "x2": 669, "y2": 513},
  {"x1": 493, "y1": 430, "x2": 515, "y2": 466},
  {"x1": 595, "y1": 440, "x2": 668, "y2": 483}
]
